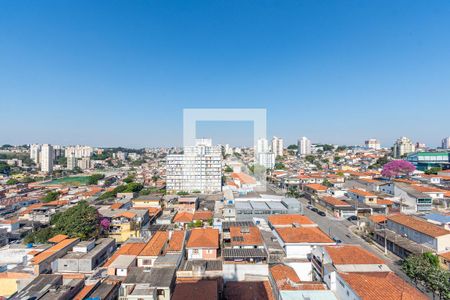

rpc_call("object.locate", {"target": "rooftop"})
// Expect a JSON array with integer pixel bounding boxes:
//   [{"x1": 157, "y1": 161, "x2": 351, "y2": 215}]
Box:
[
  {"x1": 339, "y1": 272, "x2": 427, "y2": 300},
  {"x1": 139, "y1": 231, "x2": 169, "y2": 256},
  {"x1": 275, "y1": 227, "x2": 334, "y2": 244},
  {"x1": 268, "y1": 214, "x2": 316, "y2": 227},
  {"x1": 186, "y1": 228, "x2": 219, "y2": 249},
  {"x1": 325, "y1": 245, "x2": 385, "y2": 265},
  {"x1": 229, "y1": 226, "x2": 263, "y2": 246},
  {"x1": 388, "y1": 214, "x2": 450, "y2": 238}
]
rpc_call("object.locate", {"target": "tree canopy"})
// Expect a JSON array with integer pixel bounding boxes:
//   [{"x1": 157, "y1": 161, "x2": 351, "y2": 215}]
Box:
[
  {"x1": 381, "y1": 160, "x2": 415, "y2": 178},
  {"x1": 24, "y1": 201, "x2": 99, "y2": 243},
  {"x1": 41, "y1": 191, "x2": 60, "y2": 203}
]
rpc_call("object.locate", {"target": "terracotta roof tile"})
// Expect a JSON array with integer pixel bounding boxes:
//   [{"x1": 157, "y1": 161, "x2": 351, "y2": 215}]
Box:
[
  {"x1": 32, "y1": 238, "x2": 79, "y2": 264},
  {"x1": 186, "y1": 228, "x2": 219, "y2": 249},
  {"x1": 139, "y1": 231, "x2": 169, "y2": 256},
  {"x1": 104, "y1": 242, "x2": 146, "y2": 267},
  {"x1": 167, "y1": 230, "x2": 186, "y2": 252},
  {"x1": 304, "y1": 183, "x2": 328, "y2": 191},
  {"x1": 230, "y1": 226, "x2": 263, "y2": 246},
  {"x1": 321, "y1": 196, "x2": 351, "y2": 207},
  {"x1": 268, "y1": 214, "x2": 316, "y2": 226},
  {"x1": 388, "y1": 214, "x2": 450, "y2": 238},
  {"x1": 339, "y1": 272, "x2": 427, "y2": 300},
  {"x1": 193, "y1": 210, "x2": 213, "y2": 221},
  {"x1": 48, "y1": 234, "x2": 68, "y2": 243},
  {"x1": 349, "y1": 189, "x2": 376, "y2": 197},
  {"x1": 325, "y1": 245, "x2": 385, "y2": 265},
  {"x1": 173, "y1": 212, "x2": 194, "y2": 223}
]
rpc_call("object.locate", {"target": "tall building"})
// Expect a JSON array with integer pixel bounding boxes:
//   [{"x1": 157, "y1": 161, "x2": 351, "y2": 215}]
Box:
[
  {"x1": 256, "y1": 138, "x2": 275, "y2": 169},
  {"x1": 166, "y1": 139, "x2": 222, "y2": 193},
  {"x1": 442, "y1": 137, "x2": 450, "y2": 149},
  {"x1": 30, "y1": 144, "x2": 41, "y2": 165},
  {"x1": 256, "y1": 138, "x2": 270, "y2": 154},
  {"x1": 393, "y1": 137, "x2": 415, "y2": 158},
  {"x1": 298, "y1": 137, "x2": 311, "y2": 156},
  {"x1": 65, "y1": 145, "x2": 93, "y2": 158},
  {"x1": 77, "y1": 157, "x2": 91, "y2": 170},
  {"x1": 364, "y1": 139, "x2": 380, "y2": 150},
  {"x1": 67, "y1": 155, "x2": 77, "y2": 170},
  {"x1": 271, "y1": 136, "x2": 284, "y2": 157},
  {"x1": 40, "y1": 144, "x2": 53, "y2": 173}
]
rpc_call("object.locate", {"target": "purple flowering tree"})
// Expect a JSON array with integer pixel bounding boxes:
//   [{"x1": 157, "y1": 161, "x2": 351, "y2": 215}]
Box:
[
  {"x1": 381, "y1": 160, "x2": 416, "y2": 178},
  {"x1": 100, "y1": 218, "x2": 110, "y2": 230}
]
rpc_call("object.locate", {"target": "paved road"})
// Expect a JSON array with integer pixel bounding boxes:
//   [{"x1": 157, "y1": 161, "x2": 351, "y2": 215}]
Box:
[{"x1": 297, "y1": 197, "x2": 431, "y2": 297}]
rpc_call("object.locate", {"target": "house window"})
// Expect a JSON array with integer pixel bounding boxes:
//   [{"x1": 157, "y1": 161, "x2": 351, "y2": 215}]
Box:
[
  {"x1": 193, "y1": 249, "x2": 199, "y2": 254},
  {"x1": 142, "y1": 259, "x2": 152, "y2": 265}
]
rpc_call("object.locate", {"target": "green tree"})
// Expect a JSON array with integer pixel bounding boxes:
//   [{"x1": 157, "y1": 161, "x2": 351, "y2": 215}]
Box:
[
  {"x1": 88, "y1": 173, "x2": 105, "y2": 185},
  {"x1": 123, "y1": 175, "x2": 135, "y2": 184},
  {"x1": 23, "y1": 227, "x2": 54, "y2": 244},
  {"x1": 6, "y1": 178, "x2": 19, "y2": 185},
  {"x1": 425, "y1": 167, "x2": 442, "y2": 175},
  {"x1": 0, "y1": 162, "x2": 11, "y2": 175},
  {"x1": 274, "y1": 162, "x2": 285, "y2": 170},
  {"x1": 287, "y1": 144, "x2": 298, "y2": 150},
  {"x1": 41, "y1": 191, "x2": 60, "y2": 203},
  {"x1": 305, "y1": 155, "x2": 315, "y2": 164},
  {"x1": 124, "y1": 182, "x2": 143, "y2": 193},
  {"x1": 224, "y1": 165, "x2": 233, "y2": 173},
  {"x1": 52, "y1": 201, "x2": 99, "y2": 240}
]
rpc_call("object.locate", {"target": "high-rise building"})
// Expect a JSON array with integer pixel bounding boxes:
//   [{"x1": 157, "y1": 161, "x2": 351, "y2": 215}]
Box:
[
  {"x1": 364, "y1": 139, "x2": 381, "y2": 150},
  {"x1": 393, "y1": 137, "x2": 415, "y2": 158},
  {"x1": 256, "y1": 138, "x2": 270, "y2": 154},
  {"x1": 271, "y1": 136, "x2": 284, "y2": 157},
  {"x1": 40, "y1": 144, "x2": 53, "y2": 173},
  {"x1": 442, "y1": 137, "x2": 450, "y2": 149},
  {"x1": 77, "y1": 157, "x2": 91, "y2": 170},
  {"x1": 298, "y1": 137, "x2": 311, "y2": 156},
  {"x1": 65, "y1": 145, "x2": 93, "y2": 158},
  {"x1": 67, "y1": 155, "x2": 77, "y2": 170},
  {"x1": 256, "y1": 138, "x2": 275, "y2": 169},
  {"x1": 30, "y1": 144, "x2": 41, "y2": 165},
  {"x1": 166, "y1": 139, "x2": 222, "y2": 193}
]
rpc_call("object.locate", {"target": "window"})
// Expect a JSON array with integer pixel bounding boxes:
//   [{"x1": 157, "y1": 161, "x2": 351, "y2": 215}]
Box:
[{"x1": 193, "y1": 249, "x2": 199, "y2": 254}]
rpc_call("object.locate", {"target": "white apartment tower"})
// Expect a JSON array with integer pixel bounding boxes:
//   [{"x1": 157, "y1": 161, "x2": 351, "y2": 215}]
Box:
[
  {"x1": 30, "y1": 144, "x2": 41, "y2": 165},
  {"x1": 65, "y1": 145, "x2": 93, "y2": 158},
  {"x1": 166, "y1": 139, "x2": 222, "y2": 193},
  {"x1": 271, "y1": 136, "x2": 284, "y2": 157},
  {"x1": 393, "y1": 137, "x2": 416, "y2": 158},
  {"x1": 256, "y1": 138, "x2": 275, "y2": 169},
  {"x1": 298, "y1": 136, "x2": 311, "y2": 156},
  {"x1": 364, "y1": 139, "x2": 381, "y2": 150},
  {"x1": 442, "y1": 137, "x2": 450, "y2": 149},
  {"x1": 67, "y1": 155, "x2": 77, "y2": 170},
  {"x1": 40, "y1": 144, "x2": 53, "y2": 173}
]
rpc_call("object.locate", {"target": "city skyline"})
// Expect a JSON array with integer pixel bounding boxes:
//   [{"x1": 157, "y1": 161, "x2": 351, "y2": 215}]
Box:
[{"x1": 1, "y1": 1, "x2": 450, "y2": 147}]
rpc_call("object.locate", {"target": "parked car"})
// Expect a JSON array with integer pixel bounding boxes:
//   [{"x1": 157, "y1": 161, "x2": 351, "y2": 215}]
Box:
[
  {"x1": 306, "y1": 205, "x2": 313, "y2": 210},
  {"x1": 317, "y1": 211, "x2": 326, "y2": 217},
  {"x1": 347, "y1": 215, "x2": 359, "y2": 221},
  {"x1": 311, "y1": 207, "x2": 319, "y2": 213}
]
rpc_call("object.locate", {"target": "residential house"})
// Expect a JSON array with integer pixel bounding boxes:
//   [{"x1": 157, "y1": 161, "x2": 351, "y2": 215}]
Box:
[{"x1": 186, "y1": 228, "x2": 219, "y2": 260}]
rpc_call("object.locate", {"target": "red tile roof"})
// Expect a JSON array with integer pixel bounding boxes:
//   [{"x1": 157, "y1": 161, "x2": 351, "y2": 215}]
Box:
[
  {"x1": 172, "y1": 279, "x2": 218, "y2": 300},
  {"x1": 48, "y1": 234, "x2": 68, "y2": 243},
  {"x1": 349, "y1": 189, "x2": 376, "y2": 197},
  {"x1": 103, "y1": 242, "x2": 146, "y2": 267},
  {"x1": 173, "y1": 212, "x2": 194, "y2": 223},
  {"x1": 230, "y1": 226, "x2": 263, "y2": 246},
  {"x1": 321, "y1": 196, "x2": 351, "y2": 207},
  {"x1": 268, "y1": 214, "x2": 316, "y2": 226},
  {"x1": 325, "y1": 245, "x2": 385, "y2": 265},
  {"x1": 304, "y1": 184, "x2": 328, "y2": 191},
  {"x1": 186, "y1": 228, "x2": 219, "y2": 249},
  {"x1": 32, "y1": 238, "x2": 79, "y2": 264},
  {"x1": 388, "y1": 214, "x2": 450, "y2": 238},
  {"x1": 339, "y1": 272, "x2": 427, "y2": 300},
  {"x1": 139, "y1": 231, "x2": 169, "y2": 256},
  {"x1": 231, "y1": 172, "x2": 257, "y2": 184},
  {"x1": 193, "y1": 210, "x2": 213, "y2": 221},
  {"x1": 167, "y1": 230, "x2": 186, "y2": 252}
]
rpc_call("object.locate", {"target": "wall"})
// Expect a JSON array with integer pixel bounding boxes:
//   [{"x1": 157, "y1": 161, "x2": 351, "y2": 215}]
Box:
[
  {"x1": 286, "y1": 261, "x2": 312, "y2": 281},
  {"x1": 222, "y1": 263, "x2": 269, "y2": 281}
]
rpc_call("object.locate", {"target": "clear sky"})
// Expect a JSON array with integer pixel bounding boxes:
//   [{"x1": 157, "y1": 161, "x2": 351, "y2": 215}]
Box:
[{"x1": 1, "y1": 1, "x2": 450, "y2": 148}]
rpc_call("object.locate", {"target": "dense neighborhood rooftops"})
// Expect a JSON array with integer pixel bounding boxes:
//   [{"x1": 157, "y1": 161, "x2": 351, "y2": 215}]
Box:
[
  {"x1": 32, "y1": 238, "x2": 79, "y2": 264},
  {"x1": 167, "y1": 230, "x2": 186, "y2": 252},
  {"x1": 304, "y1": 183, "x2": 328, "y2": 191},
  {"x1": 348, "y1": 189, "x2": 376, "y2": 197},
  {"x1": 48, "y1": 234, "x2": 68, "y2": 243},
  {"x1": 104, "y1": 242, "x2": 146, "y2": 267},
  {"x1": 173, "y1": 211, "x2": 194, "y2": 223},
  {"x1": 387, "y1": 214, "x2": 450, "y2": 238},
  {"x1": 270, "y1": 264, "x2": 326, "y2": 291}
]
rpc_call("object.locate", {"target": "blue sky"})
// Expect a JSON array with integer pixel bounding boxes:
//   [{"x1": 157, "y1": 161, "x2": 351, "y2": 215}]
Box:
[{"x1": 1, "y1": 1, "x2": 450, "y2": 148}]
